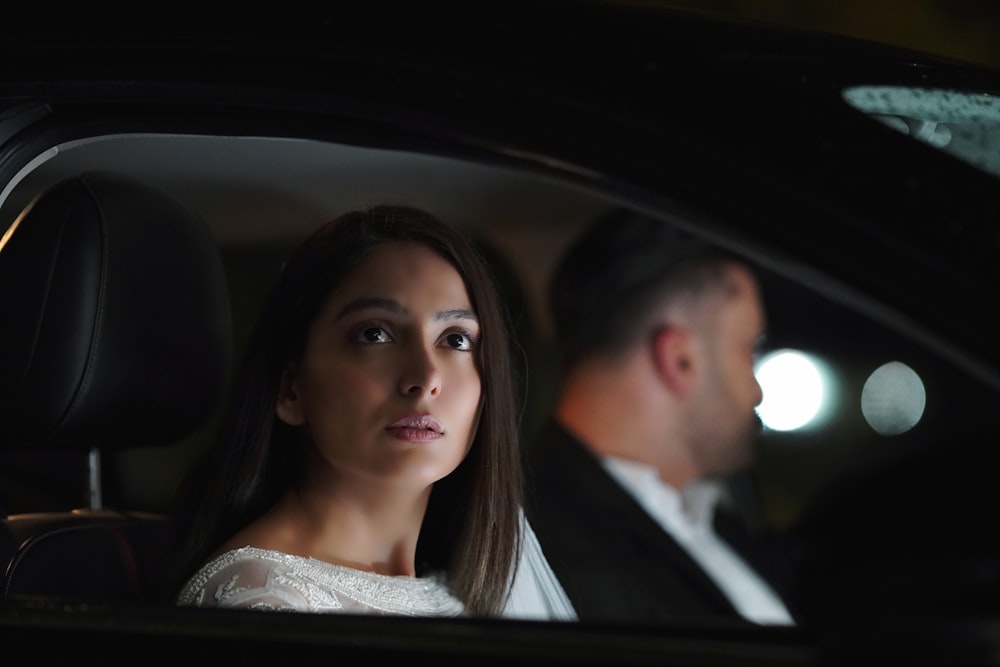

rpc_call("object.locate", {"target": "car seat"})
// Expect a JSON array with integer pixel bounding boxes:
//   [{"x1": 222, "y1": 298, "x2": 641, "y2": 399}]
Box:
[{"x1": 0, "y1": 171, "x2": 232, "y2": 602}]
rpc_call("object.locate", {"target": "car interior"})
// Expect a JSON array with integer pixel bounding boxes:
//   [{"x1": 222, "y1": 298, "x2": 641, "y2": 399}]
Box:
[
  {"x1": 1, "y1": 126, "x2": 998, "y2": 626},
  {"x1": 0, "y1": 136, "x2": 625, "y2": 607}
]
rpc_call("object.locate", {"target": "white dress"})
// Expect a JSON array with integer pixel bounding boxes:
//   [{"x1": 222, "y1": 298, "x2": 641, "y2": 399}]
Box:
[
  {"x1": 504, "y1": 511, "x2": 577, "y2": 621},
  {"x1": 176, "y1": 545, "x2": 465, "y2": 616},
  {"x1": 176, "y1": 512, "x2": 577, "y2": 620}
]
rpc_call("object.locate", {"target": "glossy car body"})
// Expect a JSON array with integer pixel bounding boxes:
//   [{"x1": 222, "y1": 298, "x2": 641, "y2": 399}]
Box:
[{"x1": 1, "y1": 3, "x2": 999, "y2": 663}]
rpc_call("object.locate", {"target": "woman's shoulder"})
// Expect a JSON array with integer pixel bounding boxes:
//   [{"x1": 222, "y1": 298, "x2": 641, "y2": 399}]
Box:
[
  {"x1": 175, "y1": 546, "x2": 465, "y2": 616},
  {"x1": 175, "y1": 546, "x2": 314, "y2": 611},
  {"x1": 183, "y1": 545, "x2": 299, "y2": 581}
]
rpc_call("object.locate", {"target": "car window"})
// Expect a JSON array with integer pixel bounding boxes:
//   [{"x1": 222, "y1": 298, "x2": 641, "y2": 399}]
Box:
[{"x1": 3, "y1": 128, "x2": 995, "y2": 572}]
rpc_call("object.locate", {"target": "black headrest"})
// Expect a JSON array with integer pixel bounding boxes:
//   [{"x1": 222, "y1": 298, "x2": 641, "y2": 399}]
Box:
[{"x1": 0, "y1": 171, "x2": 232, "y2": 451}]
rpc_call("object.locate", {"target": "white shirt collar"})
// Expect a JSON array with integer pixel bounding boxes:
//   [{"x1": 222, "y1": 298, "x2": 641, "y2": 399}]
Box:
[
  {"x1": 600, "y1": 455, "x2": 723, "y2": 534},
  {"x1": 599, "y1": 455, "x2": 794, "y2": 625}
]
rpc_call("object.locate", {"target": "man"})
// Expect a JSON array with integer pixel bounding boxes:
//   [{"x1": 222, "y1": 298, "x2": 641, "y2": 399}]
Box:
[{"x1": 525, "y1": 210, "x2": 798, "y2": 626}]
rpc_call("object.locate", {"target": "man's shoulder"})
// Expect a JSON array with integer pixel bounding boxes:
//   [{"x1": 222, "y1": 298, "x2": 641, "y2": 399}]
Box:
[
  {"x1": 525, "y1": 421, "x2": 639, "y2": 522},
  {"x1": 526, "y1": 420, "x2": 601, "y2": 476}
]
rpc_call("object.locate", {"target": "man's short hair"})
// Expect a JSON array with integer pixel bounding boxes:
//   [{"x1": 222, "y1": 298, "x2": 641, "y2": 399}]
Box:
[{"x1": 549, "y1": 209, "x2": 741, "y2": 372}]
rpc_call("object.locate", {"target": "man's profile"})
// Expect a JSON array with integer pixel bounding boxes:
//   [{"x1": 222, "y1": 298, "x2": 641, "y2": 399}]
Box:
[{"x1": 525, "y1": 209, "x2": 798, "y2": 625}]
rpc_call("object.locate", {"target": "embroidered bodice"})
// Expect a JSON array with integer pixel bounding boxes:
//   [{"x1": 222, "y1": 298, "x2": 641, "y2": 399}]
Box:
[{"x1": 176, "y1": 546, "x2": 465, "y2": 616}]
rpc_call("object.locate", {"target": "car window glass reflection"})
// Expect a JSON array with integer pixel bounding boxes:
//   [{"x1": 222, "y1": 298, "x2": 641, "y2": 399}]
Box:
[{"x1": 843, "y1": 85, "x2": 1000, "y2": 177}]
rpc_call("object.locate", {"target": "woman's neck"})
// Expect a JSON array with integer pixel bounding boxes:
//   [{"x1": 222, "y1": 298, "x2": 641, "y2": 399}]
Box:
[{"x1": 225, "y1": 484, "x2": 431, "y2": 577}]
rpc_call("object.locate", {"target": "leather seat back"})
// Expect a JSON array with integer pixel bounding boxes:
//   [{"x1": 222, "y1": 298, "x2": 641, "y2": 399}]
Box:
[{"x1": 0, "y1": 171, "x2": 232, "y2": 601}]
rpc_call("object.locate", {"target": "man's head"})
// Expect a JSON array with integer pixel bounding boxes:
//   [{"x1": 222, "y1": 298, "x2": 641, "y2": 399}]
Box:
[{"x1": 549, "y1": 209, "x2": 766, "y2": 481}]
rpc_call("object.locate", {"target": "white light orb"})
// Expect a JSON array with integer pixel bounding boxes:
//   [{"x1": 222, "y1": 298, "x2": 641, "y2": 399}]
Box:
[
  {"x1": 861, "y1": 361, "x2": 926, "y2": 436},
  {"x1": 754, "y1": 349, "x2": 825, "y2": 432}
]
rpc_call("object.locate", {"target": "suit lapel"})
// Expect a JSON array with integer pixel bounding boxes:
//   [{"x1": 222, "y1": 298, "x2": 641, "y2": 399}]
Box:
[{"x1": 542, "y1": 422, "x2": 743, "y2": 615}]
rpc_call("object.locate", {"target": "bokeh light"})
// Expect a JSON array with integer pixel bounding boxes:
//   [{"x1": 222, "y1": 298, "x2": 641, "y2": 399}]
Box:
[
  {"x1": 860, "y1": 361, "x2": 926, "y2": 435},
  {"x1": 755, "y1": 349, "x2": 827, "y2": 432}
]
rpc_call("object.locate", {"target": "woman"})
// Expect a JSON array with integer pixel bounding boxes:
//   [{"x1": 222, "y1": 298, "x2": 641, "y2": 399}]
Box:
[{"x1": 173, "y1": 205, "x2": 527, "y2": 617}]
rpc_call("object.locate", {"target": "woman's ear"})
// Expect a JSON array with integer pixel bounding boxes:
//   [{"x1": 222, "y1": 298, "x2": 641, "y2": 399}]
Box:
[
  {"x1": 651, "y1": 325, "x2": 696, "y2": 395},
  {"x1": 275, "y1": 364, "x2": 306, "y2": 426}
]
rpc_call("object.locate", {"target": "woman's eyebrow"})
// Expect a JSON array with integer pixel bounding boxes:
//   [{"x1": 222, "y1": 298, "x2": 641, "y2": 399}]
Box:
[
  {"x1": 336, "y1": 298, "x2": 477, "y2": 323},
  {"x1": 436, "y1": 308, "x2": 478, "y2": 323},
  {"x1": 337, "y1": 297, "x2": 404, "y2": 319}
]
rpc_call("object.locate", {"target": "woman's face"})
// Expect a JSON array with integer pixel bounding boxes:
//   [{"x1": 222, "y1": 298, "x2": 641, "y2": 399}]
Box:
[{"x1": 277, "y1": 241, "x2": 482, "y2": 493}]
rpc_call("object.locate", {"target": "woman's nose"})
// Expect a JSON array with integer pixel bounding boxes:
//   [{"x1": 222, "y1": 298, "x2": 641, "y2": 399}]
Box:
[{"x1": 398, "y1": 346, "x2": 441, "y2": 397}]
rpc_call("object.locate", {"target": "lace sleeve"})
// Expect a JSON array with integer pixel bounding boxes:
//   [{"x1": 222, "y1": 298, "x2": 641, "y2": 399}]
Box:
[
  {"x1": 177, "y1": 548, "x2": 464, "y2": 615},
  {"x1": 178, "y1": 556, "x2": 313, "y2": 612}
]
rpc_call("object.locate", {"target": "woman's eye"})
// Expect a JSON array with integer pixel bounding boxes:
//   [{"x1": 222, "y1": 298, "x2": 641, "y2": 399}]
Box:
[
  {"x1": 359, "y1": 326, "x2": 391, "y2": 344},
  {"x1": 445, "y1": 332, "x2": 473, "y2": 351}
]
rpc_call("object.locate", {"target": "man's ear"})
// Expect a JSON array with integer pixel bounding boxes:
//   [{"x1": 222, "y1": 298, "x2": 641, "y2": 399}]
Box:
[
  {"x1": 275, "y1": 363, "x2": 306, "y2": 426},
  {"x1": 651, "y1": 326, "x2": 696, "y2": 395}
]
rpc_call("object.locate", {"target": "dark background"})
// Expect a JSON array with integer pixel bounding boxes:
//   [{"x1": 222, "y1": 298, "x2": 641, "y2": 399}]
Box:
[{"x1": 646, "y1": 1, "x2": 1000, "y2": 71}]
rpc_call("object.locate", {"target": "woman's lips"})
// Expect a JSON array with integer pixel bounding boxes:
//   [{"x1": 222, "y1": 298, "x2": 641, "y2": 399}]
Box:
[{"x1": 386, "y1": 414, "x2": 444, "y2": 442}]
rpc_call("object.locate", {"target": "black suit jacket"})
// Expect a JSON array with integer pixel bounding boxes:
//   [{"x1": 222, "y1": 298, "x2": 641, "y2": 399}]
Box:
[{"x1": 525, "y1": 420, "x2": 800, "y2": 625}]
